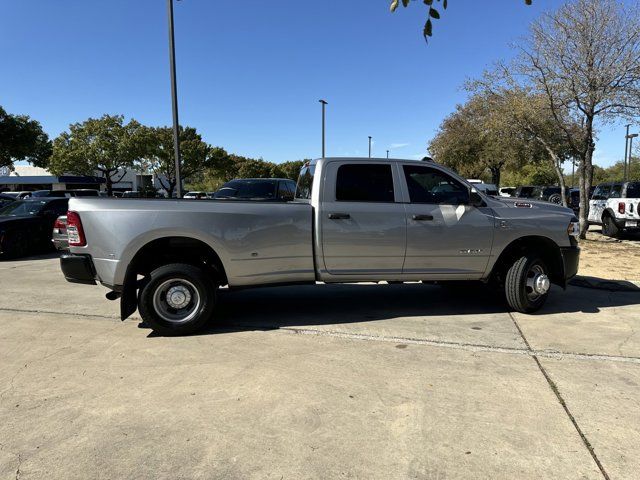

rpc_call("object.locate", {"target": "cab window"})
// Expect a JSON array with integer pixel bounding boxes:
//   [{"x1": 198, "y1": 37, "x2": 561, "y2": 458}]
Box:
[
  {"x1": 335, "y1": 164, "x2": 395, "y2": 202},
  {"x1": 608, "y1": 184, "x2": 622, "y2": 198},
  {"x1": 592, "y1": 185, "x2": 610, "y2": 200},
  {"x1": 402, "y1": 165, "x2": 469, "y2": 205}
]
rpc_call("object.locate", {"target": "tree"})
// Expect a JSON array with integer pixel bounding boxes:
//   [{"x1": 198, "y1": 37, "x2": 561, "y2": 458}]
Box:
[
  {"x1": 508, "y1": 0, "x2": 640, "y2": 237},
  {"x1": 49, "y1": 115, "x2": 146, "y2": 196},
  {"x1": 0, "y1": 105, "x2": 51, "y2": 169},
  {"x1": 389, "y1": 0, "x2": 532, "y2": 40},
  {"x1": 428, "y1": 93, "x2": 536, "y2": 185},
  {"x1": 467, "y1": 81, "x2": 580, "y2": 207},
  {"x1": 140, "y1": 126, "x2": 221, "y2": 197}
]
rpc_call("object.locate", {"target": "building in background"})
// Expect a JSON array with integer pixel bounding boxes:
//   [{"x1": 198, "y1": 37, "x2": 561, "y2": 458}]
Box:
[{"x1": 0, "y1": 165, "x2": 168, "y2": 196}]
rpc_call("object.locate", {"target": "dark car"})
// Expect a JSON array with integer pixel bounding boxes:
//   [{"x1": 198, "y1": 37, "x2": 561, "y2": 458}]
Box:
[
  {"x1": 213, "y1": 178, "x2": 296, "y2": 201},
  {"x1": 513, "y1": 186, "x2": 540, "y2": 199},
  {"x1": 0, "y1": 193, "x2": 16, "y2": 209},
  {"x1": 0, "y1": 198, "x2": 69, "y2": 259},
  {"x1": 30, "y1": 189, "x2": 100, "y2": 198}
]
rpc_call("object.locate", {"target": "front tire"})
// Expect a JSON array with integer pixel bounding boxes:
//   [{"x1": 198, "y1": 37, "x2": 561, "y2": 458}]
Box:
[
  {"x1": 505, "y1": 254, "x2": 550, "y2": 313},
  {"x1": 138, "y1": 263, "x2": 217, "y2": 336}
]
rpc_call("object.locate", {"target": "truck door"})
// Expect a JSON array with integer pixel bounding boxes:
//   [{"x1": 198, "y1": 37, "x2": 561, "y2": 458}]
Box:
[
  {"x1": 320, "y1": 162, "x2": 406, "y2": 274},
  {"x1": 399, "y1": 164, "x2": 494, "y2": 275}
]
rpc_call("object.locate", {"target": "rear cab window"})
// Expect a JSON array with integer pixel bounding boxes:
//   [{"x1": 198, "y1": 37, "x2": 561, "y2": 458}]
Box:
[{"x1": 295, "y1": 163, "x2": 315, "y2": 200}]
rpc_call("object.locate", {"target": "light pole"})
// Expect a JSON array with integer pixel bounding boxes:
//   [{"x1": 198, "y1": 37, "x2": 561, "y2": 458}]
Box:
[
  {"x1": 386, "y1": 149, "x2": 389, "y2": 159},
  {"x1": 624, "y1": 124, "x2": 631, "y2": 182},
  {"x1": 167, "y1": 0, "x2": 182, "y2": 198},
  {"x1": 368, "y1": 136, "x2": 372, "y2": 158},
  {"x1": 319, "y1": 100, "x2": 327, "y2": 158},
  {"x1": 627, "y1": 133, "x2": 639, "y2": 181}
]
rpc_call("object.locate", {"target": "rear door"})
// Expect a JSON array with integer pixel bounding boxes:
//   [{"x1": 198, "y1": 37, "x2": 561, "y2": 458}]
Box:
[
  {"x1": 400, "y1": 164, "x2": 494, "y2": 275},
  {"x1": 320, "y1": 162, "x2": 406, "y2": 274}
]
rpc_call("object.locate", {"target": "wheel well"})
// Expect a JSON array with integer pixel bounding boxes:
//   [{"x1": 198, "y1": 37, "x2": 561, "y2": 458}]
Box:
[
  {"x1": 119, "y1": 237, "x2": 227, "y2": 321},
  {"x1": 129, "y1": 237, "x2": 227, "y2": 284},
  {"x1": 491, "y1": 236, "x2": 564, "y2": 287}
]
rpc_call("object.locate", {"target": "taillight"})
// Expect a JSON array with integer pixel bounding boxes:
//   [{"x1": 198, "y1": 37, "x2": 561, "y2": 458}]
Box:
[
  {"x1": 53, "y1": 217, "x2": 66, "y2": 230},
  {"x1": 66, "y1": 211, "x2": 86, "y2": 247},
  {"x1": 618, "y1": 202, "x2": 626, "y2": 214}
]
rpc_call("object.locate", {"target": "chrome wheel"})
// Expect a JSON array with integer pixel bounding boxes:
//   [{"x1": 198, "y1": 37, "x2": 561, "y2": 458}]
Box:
[
  {"x1": 525, "y1": 264, "x2": 549, "y2": 301},
  {"x1": 152, "y1": 278, "x2": 201, "y2": 324}
]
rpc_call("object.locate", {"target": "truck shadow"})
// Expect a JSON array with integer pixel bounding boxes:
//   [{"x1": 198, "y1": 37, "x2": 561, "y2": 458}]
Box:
[{"x1": 189, "y1": 282, "x2": 640, "y2": 336}]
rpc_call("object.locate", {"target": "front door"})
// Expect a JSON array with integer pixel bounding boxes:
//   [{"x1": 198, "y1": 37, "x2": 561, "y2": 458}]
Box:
[
  {"x1": 321, "y1": 162, "x2": 406, "y2": 274},
  {"x1": 400, "y1": 164, "x2": 494, "y2": 276}
]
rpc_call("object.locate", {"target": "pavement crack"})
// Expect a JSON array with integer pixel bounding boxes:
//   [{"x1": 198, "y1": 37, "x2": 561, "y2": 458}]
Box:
[{"x1": 509, "y1": 312, "x2": 610, "y2": 480}]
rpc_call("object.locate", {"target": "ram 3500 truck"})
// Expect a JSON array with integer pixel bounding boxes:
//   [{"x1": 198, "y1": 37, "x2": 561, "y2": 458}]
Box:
[{"x1": 61, "y1": 158, "x2": 580, "y2": 335}]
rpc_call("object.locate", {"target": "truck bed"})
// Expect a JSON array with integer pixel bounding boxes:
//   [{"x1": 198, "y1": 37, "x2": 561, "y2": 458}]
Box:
[{"x1": 69, "y1": 198, "x2": 315, "y2": 288}]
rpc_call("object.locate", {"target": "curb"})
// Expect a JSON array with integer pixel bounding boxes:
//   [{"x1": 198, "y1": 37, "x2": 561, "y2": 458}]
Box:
[{"x1": 569, "y1": 275, "x2": 640, "y2": 292}]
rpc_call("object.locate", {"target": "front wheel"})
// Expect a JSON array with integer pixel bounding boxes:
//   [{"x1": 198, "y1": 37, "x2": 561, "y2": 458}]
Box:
[
  {"x1": 505, "y1": 254, "x2": 550, "y2": 313},
  {"x1": 138, "y1": 263, "x2": 217, "y2": 336}
]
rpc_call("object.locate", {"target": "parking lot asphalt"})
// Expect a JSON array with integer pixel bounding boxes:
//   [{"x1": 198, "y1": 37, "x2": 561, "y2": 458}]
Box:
[{"x1": 1, "y1": 255, "x2": 639, "y2": 479}]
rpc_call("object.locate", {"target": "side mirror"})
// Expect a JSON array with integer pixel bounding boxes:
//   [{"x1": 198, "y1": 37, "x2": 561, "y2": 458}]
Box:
[{"x1": 469, "y1": 189, "x2": 485, "y2": 207}]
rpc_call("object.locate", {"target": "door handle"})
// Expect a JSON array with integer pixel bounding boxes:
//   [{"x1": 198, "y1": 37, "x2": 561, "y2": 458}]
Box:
[
  {"x1": 328, "y1": 213, "x2": 351, "y2": 220},
  {"x1": 412, "y1": 214, "x2": 434, "y2": 221}
]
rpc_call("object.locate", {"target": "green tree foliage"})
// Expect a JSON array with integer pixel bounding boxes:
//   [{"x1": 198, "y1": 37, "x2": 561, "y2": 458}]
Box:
[
  {"x1": 428, "y1": 92, "x2": 541, "y2": 186},
  {"x1": 139, "y1": 126, "x2": 220, "y2": 197},
  {"x1": 49, "y1": 115, "x2": 147, "y2": 195},
  {"x1": 390, "y1": 0, "x2": 532, "y2": 40},
  {"x1": 0, "y1": 105, "x2": 52, "y2": 169},
  {"x1": 507, "y1": 0, "x2": 640, "y2": 237}
]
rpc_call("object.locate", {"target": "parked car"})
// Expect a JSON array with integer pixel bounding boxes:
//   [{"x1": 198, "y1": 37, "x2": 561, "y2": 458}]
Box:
[
  {"x1": 472, "y1": 183, "x2": 499, "y2": 196},
  {"x1": 588, "y1": 181, "x2": 640, "y2": 237},
  {"x1": 52, "y1": 215, "x2": 68, "y2": 251},
  {"x1": 2, "y1": 191, "x2": 32, "y2": 199},
  {"x1": 60, "y1": 157, "x2": 580, "y2": 336},
  {"x1": 30, "y1": 189, "x2": 100, "y2": 198},
  {"x1": 213, "y1": 178, "x2": 297, "y2": 201},
  {"x1": 184, "y1": 191, "x2": 208, "y2": 200},
  {"x1": 513, "y1": 186, "x2": 539, "y2": 199},
  {"x1": 499, "y1": 187, "x2": 516, "y2": 197},
  {"x1": 0, "y1": 198, "x2": 69, "y2": 259},
  {"x1": 0, "y1": 193, "x2": 16, "y2": 209}
]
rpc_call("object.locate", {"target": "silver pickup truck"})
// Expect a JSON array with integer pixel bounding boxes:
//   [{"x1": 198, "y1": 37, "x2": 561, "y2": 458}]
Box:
[{"x1": 61, "y1": 157, "x2": 580, "y2": 335}]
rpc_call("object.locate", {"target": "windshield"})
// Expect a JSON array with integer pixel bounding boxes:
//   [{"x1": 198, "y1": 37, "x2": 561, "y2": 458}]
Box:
[
  {"x1": 214, "y1": 181, "x2": 277, "y2": 199},
  {"x1": 295, "y1": 164, "x2": 315, "y2": 200},
  {"x1": 0, "y1": 200, "x2": 47, "y2": 216}
]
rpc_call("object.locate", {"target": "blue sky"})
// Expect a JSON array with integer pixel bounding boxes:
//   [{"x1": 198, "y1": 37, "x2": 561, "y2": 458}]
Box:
[{"x1": 0, "y1": 0, "x2": 631, "y2": 167}]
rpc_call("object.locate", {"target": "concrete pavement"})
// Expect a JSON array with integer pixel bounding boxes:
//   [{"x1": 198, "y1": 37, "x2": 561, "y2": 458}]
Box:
[{"x1": 1, "y1": 255, "x2": 639, "y2": 479}]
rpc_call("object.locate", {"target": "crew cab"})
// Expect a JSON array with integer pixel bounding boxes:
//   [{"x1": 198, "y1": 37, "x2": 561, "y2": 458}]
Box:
[
  {"x1": 60, "y1": 158, "x2": 580, "y2": 335},
  {"x1": 588, "y1": 181, "x2": 640, "y2": 237}
]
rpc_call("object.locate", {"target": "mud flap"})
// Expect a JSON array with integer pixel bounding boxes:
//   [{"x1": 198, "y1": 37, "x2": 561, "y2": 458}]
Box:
[{"x1": 120, "y1": 268, "x2": 139, "y2": 321}]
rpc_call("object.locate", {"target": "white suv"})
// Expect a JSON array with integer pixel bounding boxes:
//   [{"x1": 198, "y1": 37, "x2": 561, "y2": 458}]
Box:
[{"x1": 588, "y1": 181, "x2": 640, "y2": 237}]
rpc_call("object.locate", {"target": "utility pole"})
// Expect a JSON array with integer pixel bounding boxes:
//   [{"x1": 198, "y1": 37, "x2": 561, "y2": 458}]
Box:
[
  {"x1": 319, "y1": 100, "x2": 327, "y2": 158},
  {"x1": 627, "y1": 132, "x2": 639, "y2": 181},
  {"x1": 368, "y1": 136, "x2": 372, "y2": 158},
  {"x1": 167, "y1": 0, "x2": 182, "y2": 198},
  {"x1": 624, "y1": 124, "x2": 631, "y2": 182}
]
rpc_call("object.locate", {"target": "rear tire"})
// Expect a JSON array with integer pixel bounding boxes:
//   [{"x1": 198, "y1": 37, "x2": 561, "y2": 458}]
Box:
[
  {"x1": 601, "y1": 214, "x2": 620, "y2": 238},
  {"x1": 505, "y1": 254, "x2": 549, "y2": 313},
  {"x1": 138, "y1": 263, "x2": 217, "y2": 336}
]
